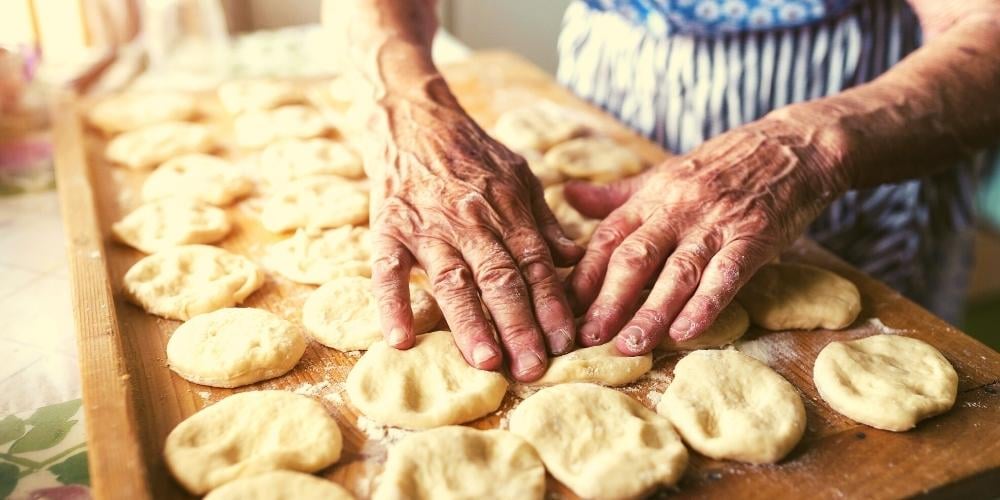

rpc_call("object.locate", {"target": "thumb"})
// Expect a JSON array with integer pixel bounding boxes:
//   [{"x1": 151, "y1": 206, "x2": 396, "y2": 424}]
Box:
[{"x1": 564, "y1": 173, "x2": 646, "y2": 219}]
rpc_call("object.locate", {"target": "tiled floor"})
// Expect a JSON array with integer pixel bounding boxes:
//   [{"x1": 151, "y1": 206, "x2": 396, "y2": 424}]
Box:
[{"x1": 0, "y1": 190, "x2": 79, "y2": 415}]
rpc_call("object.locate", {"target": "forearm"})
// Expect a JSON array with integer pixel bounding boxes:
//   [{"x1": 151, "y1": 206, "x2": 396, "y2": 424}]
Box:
[{"x1": 767, "y1": 8, "x2": 1000, "y2": 189}]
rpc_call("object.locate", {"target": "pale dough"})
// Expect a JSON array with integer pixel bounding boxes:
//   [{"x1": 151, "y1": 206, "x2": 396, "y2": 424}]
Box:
[
  {"x1": 123, "y1": 245, "x2": 264, "y2": 320},
  {"x1": 164, "y1": 390, "x2": 342, "y2": 495},
  {"x1": 657, "y1": 350, "x2": 806, "y2": 464},
  {"x1": 374, "y1": 426, "x2": 545, "y2": 500},
  {"x1": 166, "y1": 308, "x2": 306, "y2": 388},
  {"x1": 521, "y1": 150, "x2": 564, "y2": 187},
  {"x1": 265, "y1": 226, "x2": 372, "y2": 285},
  {"x1": 813, "y1": 334, "x2": 957, "y2": 432},
  {"x1": 105, "y1": 121, "x2": 214, "y2": 169},
  {"x1": 142, "y1": 154, "x2": 252, "y2": 206},
  {"x1": 234, "y1": 105, "x2": 328, "y2": 149},
  {"x1": 303, "y1": 276, "x2": 441, "y2": 351},
  {"x1": 346, "y1": 331, "x2": 508, "y2": 429},
  {"x1": 530, "y1": 342, "x2": 652, "y2": 387},
  {"x1": 260, "y1": 176, "x2": 369, "y2": 233},
  {"x1": 737, "y1": 263, "x2": 861, "y2": 330},
  {"x1": 87, "y1": 92, "x2": 197, "y2": 134},
  {"x1": 257, "y1": 138, "x2": 364, "y2": 184},
  {"x1": 205, "y1": 471, "x2": 354, "y2": 500},
  {"x1": 217, "y1": 79, "x2": 302, "y2": 114},
  {"x1": 112, "y1": 199, "x2": 231, "y2": 254},
  {"x1": 544, "y1": 184, "x2": 598, "y2": 245},
  {"x1": 543, "y1": 137, "x2": 643, "y2": 182},
  {"x1": 509, "y1": 383, "x2": 687, "y2": 499},
  {"x1": 492, "y1": 103, "x2": 586, "y2": 153},
  {"x1": 659, "y1": 301, "x2": 750, "y2": 351}
]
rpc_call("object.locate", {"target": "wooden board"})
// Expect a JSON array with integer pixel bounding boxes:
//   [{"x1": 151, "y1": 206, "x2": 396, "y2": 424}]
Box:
[{"x1": 53, "y1": 51, "x2": 1000, "y2": 500}]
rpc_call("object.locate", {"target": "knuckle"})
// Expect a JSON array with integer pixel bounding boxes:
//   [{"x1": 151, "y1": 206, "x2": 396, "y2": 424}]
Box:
[
  {"x1": 372, "y1": 252, "x2": 405, "y2": 277},
  {"x1": 376, "y1": 294, "x2": 410, "y2": 317},
  {"x1": 477, "y1": 264, "x2": 522, "y2": 294},
  {"x1": 590, "y1": 224, "x2": 628, "y2": 252},
  {"x1": 613, "y1": 237, "x2": 660, "y2": 270},
  {"x1": 665, "y1": 252, "x2": 704, "y2": 289},
  {"x1": 431, "y1": 264, "x2": 475, "y2": 298},
  {"x1": 521, "y1": 261, "x2": 557, "y2": 288}
]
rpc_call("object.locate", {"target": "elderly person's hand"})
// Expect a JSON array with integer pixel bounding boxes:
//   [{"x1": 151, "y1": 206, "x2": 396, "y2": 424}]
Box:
[{"x1": 565, "y1": 119, "x2": 851, "y2": 354}]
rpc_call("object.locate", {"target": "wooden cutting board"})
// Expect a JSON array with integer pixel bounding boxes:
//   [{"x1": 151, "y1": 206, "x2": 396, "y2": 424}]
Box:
[{"x1": 53, "y1": 51, "x2": 1000, "y2": 500}]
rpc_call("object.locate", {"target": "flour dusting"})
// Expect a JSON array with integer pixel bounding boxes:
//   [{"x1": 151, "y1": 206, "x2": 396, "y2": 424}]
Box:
[
  {"x1": 292, "y1": 380, "x2": 339, "y2": 397},
  {"x1": 356, "y1": 416, "x2": 412, "y2": 446},
  {"x1": 865, "y1": 317, "x2": 906, "y2": 335}
]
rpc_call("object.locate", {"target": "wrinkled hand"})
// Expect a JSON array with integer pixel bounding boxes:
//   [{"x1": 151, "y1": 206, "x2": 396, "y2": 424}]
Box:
[
  {"x1": 565, "y1": 119, "x2": 852, "y2": 354},
  {"x1": 365, "y1": 87, "x2": 584, "y2": 381}
]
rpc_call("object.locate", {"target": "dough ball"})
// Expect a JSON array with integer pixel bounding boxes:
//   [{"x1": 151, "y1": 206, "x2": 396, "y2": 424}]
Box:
[
  {"x1": 521, "y1": 150, "x2": 564, "y2": 187},
  {"x1": 492, "y1": 103, "x2": 586, "y2": 154},
  {"x1": 105, "y1": 121, "x2": 214, "y2": 170},
  {"x1": 234, "y1": 105, "x2": 328, "y2": 149},
  {"x1": 813, "y1": 334, "x2": 957, "y2": 432},
  {"x1": 303, "y1": 276, "x2": 441, "y2": 351},
  {"x1": 88, "y1": 92, "x2": 197, "y2": 134},
  {"x1": 217, "y1": 79, "x2": 302, "y2": 115},
  {"x1": 142, "y1": 154, "x2": 252, "y2": 206},
  {"x1": 657, "y1": 350, "x2": 806, "y2": 464},
  {"x1": 737, "y1": 263, "x2": 861, "y2": 330},
  {"x1": 164, "y1": 391, "x2": 342, "y2": 495},
  {"x1": 509, "y1": 383, "x2": 687, "y2": 499},
  {"x1": 374, "y1": 426, "x2": 545, "y2": 500},
  {"x1": 544, "y1": 184, "x2": 598, "y2": 245},
  {"x1": 346, "y1": 331, "x2": 508, "y2": 429},
  {"x1": 257, "y1": 138, "x2": 364, "y2": 184},
  {"x1": 265, "y1": 226, "x2": 372, "y2": 285},
  {"x1": 123, "y1": 245, "x2": 264, "y2": 320},
  {"x1": 205, "y1": 471, "x2": 354, "y2": 500},
  {"x1": 659, "y1": 301, "x2": 750, "y2": 351},
  {"x1": 531, "y1": 342, "x2": 652, "y2": 387},
  {"x1": 167, "y1": 308, "x2": 306, "y2": 388},
  {"x1": 112, "y1": 199, "x2": 231, "y2": 254},
  {"x1": 261, "y1": 176, "x2": 369, "y2": 233},
  {"x1": 543, "y1": 137, "x2": 643, "y2": 182}
]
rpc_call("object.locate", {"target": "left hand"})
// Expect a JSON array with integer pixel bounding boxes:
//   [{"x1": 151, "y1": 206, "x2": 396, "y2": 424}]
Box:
[{"x1": 564, "y1": 118, "x2": 853, "y2": 354}]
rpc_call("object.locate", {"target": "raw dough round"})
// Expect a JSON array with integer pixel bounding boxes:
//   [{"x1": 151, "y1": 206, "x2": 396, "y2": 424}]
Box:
[
  {"x1": 530, "y1": 342, "x2": 652, "y2": 387},
  {"x1": 374, "y1": 426, "x2": 545, "y2": 500},
  {"x1": 509, "y1": 383, "x2": 687, "y2": 499},
  {"x1": 303, "y1": 276, "x2": 441, "y2": 351},
  {"x1": 521, "y1": 150, "x2": 564, "y2": 187},
  {"x1": 659, "y1": 301, "x2": 750, "y2": 351},
  {"x1": 657, "y1": 350, "x2": 806, "y2": 464},
  {"x1": 737, "y1": 263, "x2": 861, "y2": 330},
  {"x1": 544, "y1": 184, "x2": 598, "y2": 245},
  {"x1": 166, "y1": 308, "x2": 306, "y2": 388},
  {"x1": 123, "y1": 245, "x2": 264, "y2": 320},
  {"x1": 105, "y1": 121, "x2": 214, "y2": 170},
  {"x1": 346, "y1": 331, "x2": 508, "y2": 429},
  {"x1": 164, "y1": 391, "x2": 342, "y2": 495},
  {"x1": 205, "y1": 471, "x2": 354, "y2": 500},
  {"x1": 492, "y1": 103, "x2": 585, "y2": 153},
  {"x1": 217, "y1": 79, "x2": 302, "y2": 114},
  {"x1": 265, "y1": 226, "x2": 372, "y2": 284},
  {"x1": 234, "y1": 105, "x2": 328, "y2": 149},
  {"x1": 257, "y1": 138, "x2": 364, "y2": 184},
  {"x1": 112, "y1": 199, "x2": 231, "y2": 254},
  {"x1": 813, "y1": 334, "x2": 957, "y2": 432},
  {"x1": 261, "y1": 176, "x2": 369, "y2": 233},
  {"x1": 543, "y1": 137, "x2": 643, "y2": 182},
  {"x1": 142, "y1": 154, "x2": 252, "y2": 206},
  {"x1": 87, "y1": 92, "x2": 197, "y2": 134}
]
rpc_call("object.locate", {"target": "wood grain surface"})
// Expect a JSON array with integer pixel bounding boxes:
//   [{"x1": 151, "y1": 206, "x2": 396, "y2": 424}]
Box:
[{"x1": 54, "y1": 51, "x2": 1000, "y2": 500}]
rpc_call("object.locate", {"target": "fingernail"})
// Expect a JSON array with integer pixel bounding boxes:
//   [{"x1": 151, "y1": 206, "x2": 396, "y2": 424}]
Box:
[
  {"x1": 670, "y1": 317, "x2": 693, "y2": 340},
  {"x1": 579, "y1": 322, "x2": 601, "y2": 344},
  {"x1": 620, "y1": 326, "x2": 645, "y2": 352},
  {"x1": 548, "y1": 328, "x2": 573, "y2": 355},
  {"x1": 515, "y1": 351, "x2": 543, "y2": 377},
  {"x1": 388, "y1": 327, "x2": 407, "y2": 347},
  {"x1": 472, "y1": 343, "x2": 500, "y2": 367}
]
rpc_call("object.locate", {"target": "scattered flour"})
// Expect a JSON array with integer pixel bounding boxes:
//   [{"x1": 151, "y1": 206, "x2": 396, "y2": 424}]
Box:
[
  {"x1": 356, "y1": 415, "x2": 412, "y2": 451},
  {"x1": 645, "y1": 390, "x2": 662, "y2": 407},
  {"x1": 291, "y1": 380, "x2": 342, "y2": 397},
  {"x1": 865, "y1": 317, "x2": 906, "y2": 335},
  {"x1": 509, "y1": 383, "x2": 541, "y2": 400}
]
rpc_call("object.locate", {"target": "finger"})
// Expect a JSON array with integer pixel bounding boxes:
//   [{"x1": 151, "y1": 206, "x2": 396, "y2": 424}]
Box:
[
  {"x1": 504, "y1": 226, "x2": 577, "y2": 356},
  {"x1": 614, "y1": 235, "x2": 718, "y2": 355},
  {"x1": 371, "y1": 235, "x2": 416, "y2": 349},
  {"x1": 530, "y1": 182, "x2": 584, "y2": 267},
  {"x1": 459, "y1": 232, "x2": 549, "y2": 382},
  {"x1": 668, "y1": 238, "x2": 768, "y2": 342},
  {"x1": 578, "y1": 226, "x2": 673, "y2": 348},
  {"x1": 563, "y1": 173, "x2": 647, "y2": 219},
  {"x1": 415, "y1": 239, "x2": 503, "y2": 371},
  {"x1": 567, "y1": 210, "x2": 641, "y2": 318}
]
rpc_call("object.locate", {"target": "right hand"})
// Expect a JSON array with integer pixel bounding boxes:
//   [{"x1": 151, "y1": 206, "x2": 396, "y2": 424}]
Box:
[{"x1": 363, "y1": 81, "x2": 584, "y2": 381}]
